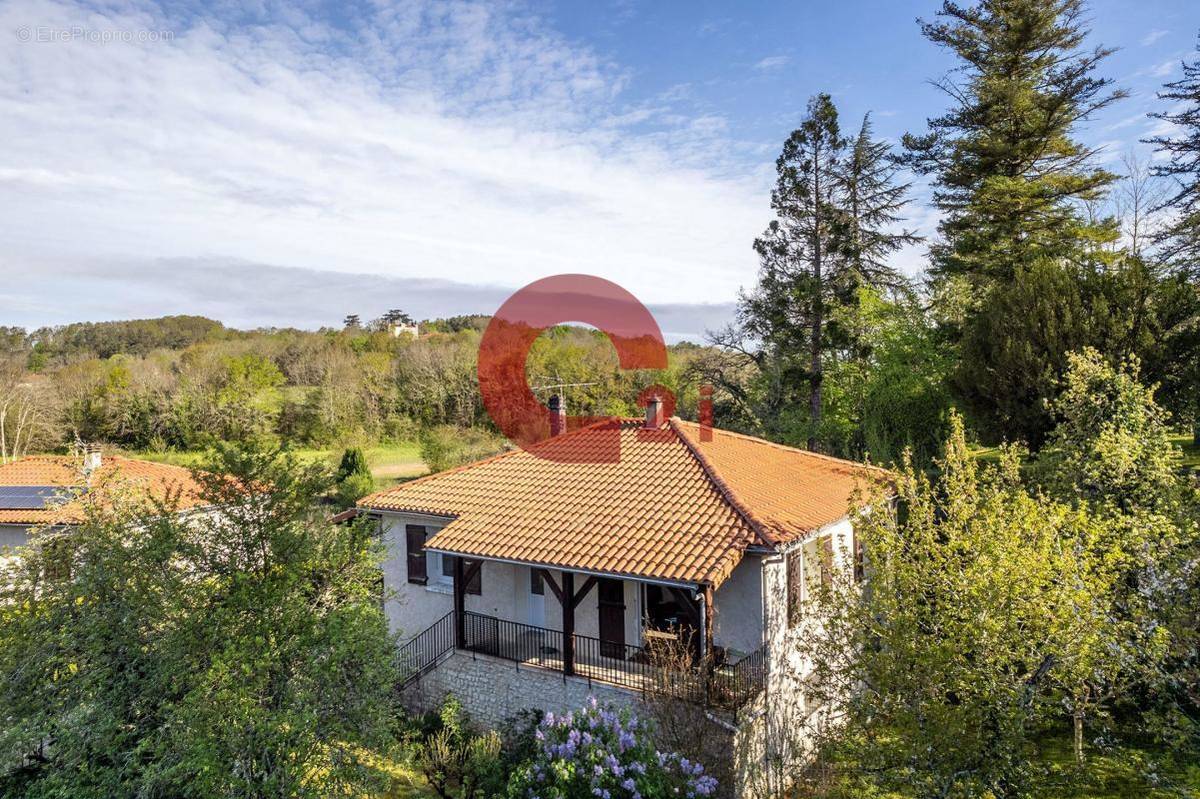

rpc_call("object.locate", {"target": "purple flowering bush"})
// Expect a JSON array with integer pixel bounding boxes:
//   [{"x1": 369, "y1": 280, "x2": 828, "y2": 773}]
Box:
[{"x1": 506, "y1": 696, "x2": 717, "y2": 799}]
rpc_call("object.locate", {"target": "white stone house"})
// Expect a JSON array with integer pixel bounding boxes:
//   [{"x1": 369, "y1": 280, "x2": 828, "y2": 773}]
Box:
[{"x1": 358, "y1": 398, "x2": 889, "y2": 747}]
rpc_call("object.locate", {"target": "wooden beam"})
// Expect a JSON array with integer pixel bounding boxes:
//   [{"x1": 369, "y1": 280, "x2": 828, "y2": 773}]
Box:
[
  {"x1": 452, "y1": 556, "x2": 466, "y2": 649},
  {"x1": 571, "y1": 575, "x2": 599, "y2": 610},
  {"x1": 562, "y1": 571, "x2": 575, "y2": 676},
  {"x1": 462, "y1": 558, "x2": 482, "y2": 591},
  {"x1": 538, "y1": 568, "x2": 564, "y2": 605}
]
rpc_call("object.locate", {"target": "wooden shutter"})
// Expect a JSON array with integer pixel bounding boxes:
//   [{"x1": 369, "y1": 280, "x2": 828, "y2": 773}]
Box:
[
  {"x1": 786, "y1": 549, "x2": 803, "y2": 628},
  {"x1": 405, "y1": 525, "x2": 427, "y2": 584}
]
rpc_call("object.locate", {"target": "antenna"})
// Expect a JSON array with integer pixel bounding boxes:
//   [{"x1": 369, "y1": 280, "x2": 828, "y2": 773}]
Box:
[{"x1": 528, "y1": 370, "x2": 599, "y2": 396}]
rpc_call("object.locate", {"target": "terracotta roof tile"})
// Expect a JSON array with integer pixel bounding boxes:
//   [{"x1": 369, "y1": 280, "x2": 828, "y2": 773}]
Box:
[
  {"x1": 360, "y1": 418, "x2": 888, "y2": 587},
  {"x1": 0, "y1": 455, "x2": 208, "y2": 526}
]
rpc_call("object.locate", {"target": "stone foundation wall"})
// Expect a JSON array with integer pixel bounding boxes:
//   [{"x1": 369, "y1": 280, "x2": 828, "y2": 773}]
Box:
[{"x1": 402, "y1": 650, "x2": 643, "y2": 728}]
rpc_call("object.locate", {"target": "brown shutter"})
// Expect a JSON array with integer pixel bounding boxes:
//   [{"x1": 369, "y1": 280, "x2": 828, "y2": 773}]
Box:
[
  {"x1": 405, "y1": 525, "x2": 427, "y2": 584},
  {"x1": 786, "y1": 549, "x2": 803, "y2": 628},
  {"x1": 465, "y1": 558, "x2": 482, "y2": 595}
]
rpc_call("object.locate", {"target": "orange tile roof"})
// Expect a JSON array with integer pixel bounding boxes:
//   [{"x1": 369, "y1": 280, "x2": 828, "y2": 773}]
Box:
[
  {"x1": 361, "y1": 418, "x2": 889, "y2": 587},
  {"x1": 0, "y1": 455, "x2": 208, "y2": 526}
]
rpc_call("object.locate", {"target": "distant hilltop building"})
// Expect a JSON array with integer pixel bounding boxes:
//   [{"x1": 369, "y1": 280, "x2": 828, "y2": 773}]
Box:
[{"x1": 390, "y1": 321, "x2": 419, "y2": 338}]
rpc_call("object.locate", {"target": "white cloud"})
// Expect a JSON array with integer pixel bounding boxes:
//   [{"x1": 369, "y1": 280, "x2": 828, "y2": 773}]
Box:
[
  {"x1": 753, "y1": 55, "x2": 790, "y2": 71},
  {"x1": 1141, "y1": 29, "x2": 1169, "y2": 46},
  {"x1": 1150, "y1": 58, "x2": 1177, "y2": 78},
  {"x1": 0, "y1": 0, "x2": 771, "y2": 325}
]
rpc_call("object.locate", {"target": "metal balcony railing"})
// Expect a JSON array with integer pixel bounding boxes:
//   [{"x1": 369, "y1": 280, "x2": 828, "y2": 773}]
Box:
[{"x1": 399, "y1": 610, "x2": 767, "y2": 713}]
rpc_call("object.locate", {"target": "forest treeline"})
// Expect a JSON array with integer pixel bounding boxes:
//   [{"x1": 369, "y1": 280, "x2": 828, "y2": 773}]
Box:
[{"x1": 0, "y1": 313, "x2": 710, "y2": 461}]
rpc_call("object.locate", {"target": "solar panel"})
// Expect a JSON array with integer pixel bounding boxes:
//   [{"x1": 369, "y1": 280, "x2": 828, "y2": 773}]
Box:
[{"x1": 0, "y1": 485, "x2": 82, "y2": 510}]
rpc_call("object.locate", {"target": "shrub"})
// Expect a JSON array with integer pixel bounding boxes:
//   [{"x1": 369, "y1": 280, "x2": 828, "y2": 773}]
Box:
[
  {"x1": 419, "y1": 425, "x2": 507, "y2": 473},
  {"x1": 412, "y1": 696, "x2": 503, "y2": 799},
  {"x1": 507, "y1": 697, "x2": 717, "y2": 799},
  {"x1": 334, "y1": 447, "x2": 374, "y2": 505}
]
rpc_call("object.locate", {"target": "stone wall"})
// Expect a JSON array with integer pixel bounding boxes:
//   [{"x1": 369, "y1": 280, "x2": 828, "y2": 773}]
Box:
[{"x1": 403, "y1": 650, "x2": 643, "y2": 729}]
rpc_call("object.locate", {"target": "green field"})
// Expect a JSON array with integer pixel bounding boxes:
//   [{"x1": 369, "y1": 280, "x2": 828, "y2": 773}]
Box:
[{"x1": 131, "y1": 442, "x2": 427, "y2": 489}]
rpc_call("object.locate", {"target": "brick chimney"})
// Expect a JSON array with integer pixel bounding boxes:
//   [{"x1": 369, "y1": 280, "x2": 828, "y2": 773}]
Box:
[
  {"x1": 644, "y1": 395, "x2": 664, "y2": 430},
  {"x1": 548, "y1": 395, "x2": 566, "y2": 437}
]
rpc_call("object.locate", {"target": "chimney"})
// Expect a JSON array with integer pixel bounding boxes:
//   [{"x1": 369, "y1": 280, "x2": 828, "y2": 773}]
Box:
[
  {"x1": 548, "y1": 395, "x2": 566, "y2": 437},
  {"x1": 644, "y1": 395, "x2": 664, "y2": 430},
  {"x1": 83, "y1": 443, "x2": 102, "y2": 473}
]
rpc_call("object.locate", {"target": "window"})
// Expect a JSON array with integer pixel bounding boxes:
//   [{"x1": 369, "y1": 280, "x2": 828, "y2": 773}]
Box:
[
  {"x1": 405, "y1": 524, "x2": 427, "y2": 584},
  {"x1": 786, "y1": 549, "x2": 803, "y2": 628},
  {"x1": 437, "y1": 554, "x2": 482, "y2": 595},
  {"x1": 530, "y1": 568, "x2": 544, "y2": 595}
]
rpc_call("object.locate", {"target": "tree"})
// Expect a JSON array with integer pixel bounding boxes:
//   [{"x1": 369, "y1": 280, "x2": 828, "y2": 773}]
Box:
[
  {"x1": 1113, "y1": 151, "x2": 1168, "y2": 259},
  {"x1": 334, "y1": 446, "x2": 374, "y2": 505},
  {"x1": 953, "y1": 258, "x2": 1152, "y2": 446},
  {"x1": 903, "y1": 0, "x2": 1124, "y2": 287},
  {"x1": 381, "y1": 309, "x2": 414, "y2": 326},
  {"x1": 343, "y1": 313, "x2": 361, "y2": 329},
  {"x1": 800, "y1": 414, "x2": 1167, "y2": 796},
  {"x1": 1147, "y1": 32, "x2": 1200, "y2": 273},
  {"x1": 1039, "y1": 348, "x2": 1181, "y2": 512},
  {"x1": 0, "y1": 444, "x2": 398, "y2": 798},
  {"x1": 714, "y1": 96, "x2": 918, "y2": 452},
  {"x1": 745, "y1": 93, "x2": 845, "y2": 450},
  {"x1": 839, "y1": 113, "x2": 920, "y2": 291}
]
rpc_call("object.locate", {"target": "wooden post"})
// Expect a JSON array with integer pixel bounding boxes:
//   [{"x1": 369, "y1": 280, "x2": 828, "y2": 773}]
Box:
[
  {"x1": 562, "y1": 571, "x2": 575, "y2": 676},
  {"x1": 453, "y1": 556, "x2": 466, "y2": 649}
]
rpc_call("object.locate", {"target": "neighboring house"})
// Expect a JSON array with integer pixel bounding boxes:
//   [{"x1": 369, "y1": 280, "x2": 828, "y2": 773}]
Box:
[
  {"x1": 390, "y1": 322, "x2": 419, "y2": 338},
  {"x1": 359, "y1": 396, "x2": 889, "y2": 783},
  {"x1": 0, "y1": 450, "x2": 209, "y2": 556}
]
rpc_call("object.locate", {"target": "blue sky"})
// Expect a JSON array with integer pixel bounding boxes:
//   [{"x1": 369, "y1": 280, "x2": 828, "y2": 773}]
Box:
[{"x1": 0, "y1": 0, "x2": 1195, "y2": 338}]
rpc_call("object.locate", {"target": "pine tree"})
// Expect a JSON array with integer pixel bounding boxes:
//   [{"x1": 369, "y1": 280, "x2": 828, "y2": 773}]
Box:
[
  {"x1": 903, "y1": 0, "x2": 1125, "y2": 286},
  {"x1": 839, "y1": 113, "x2": 920, "y2": 292},
  {"x1": 1146, "y1": 32, "x2": 1200, "y2": 274},
  {"x1": 716, "y1": 97, "x2": 919, "y2": 453},
  {"x1": 740, "y1": 94, "x2": 846, "y2": 451}
]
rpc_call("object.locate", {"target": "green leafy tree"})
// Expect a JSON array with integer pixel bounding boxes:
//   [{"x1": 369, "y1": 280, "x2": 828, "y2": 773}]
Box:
[
  {"x1": 0, "y1": 444, "x2": 398, "y2": 798},
  {"x1": 1039, "y1": 348, "x2": 1181, "y2": 512},
  {"x1": 902, "y1": 0, "x2": 1124, "y2": 286},
  {"x1": 800, "y1": 414, "x2": 1167, "y2": 796}
]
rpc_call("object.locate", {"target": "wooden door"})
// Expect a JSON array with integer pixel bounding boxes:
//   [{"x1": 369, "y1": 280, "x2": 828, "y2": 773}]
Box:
[{"x1": 597, "y1": 578, "x2": 626, "y2": 659}]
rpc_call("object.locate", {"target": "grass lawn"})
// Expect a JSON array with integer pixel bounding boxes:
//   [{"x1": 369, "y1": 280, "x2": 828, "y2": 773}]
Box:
[
  {"x1": 130, "y1": 442, "x2": 427, "y2": 489},
  {"x1": 361, "y1": 746, "x2": 437, "y2": 799},
  {"x1": 1030, "y1": 734, "x2": 1200, "y2": 799},
  {"x1": 1170, "y1": 432, "x2": 1199, "y2": 472},
  {"x1": 971, "y1": 432, "x2": 1198, "y2": 474}
]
